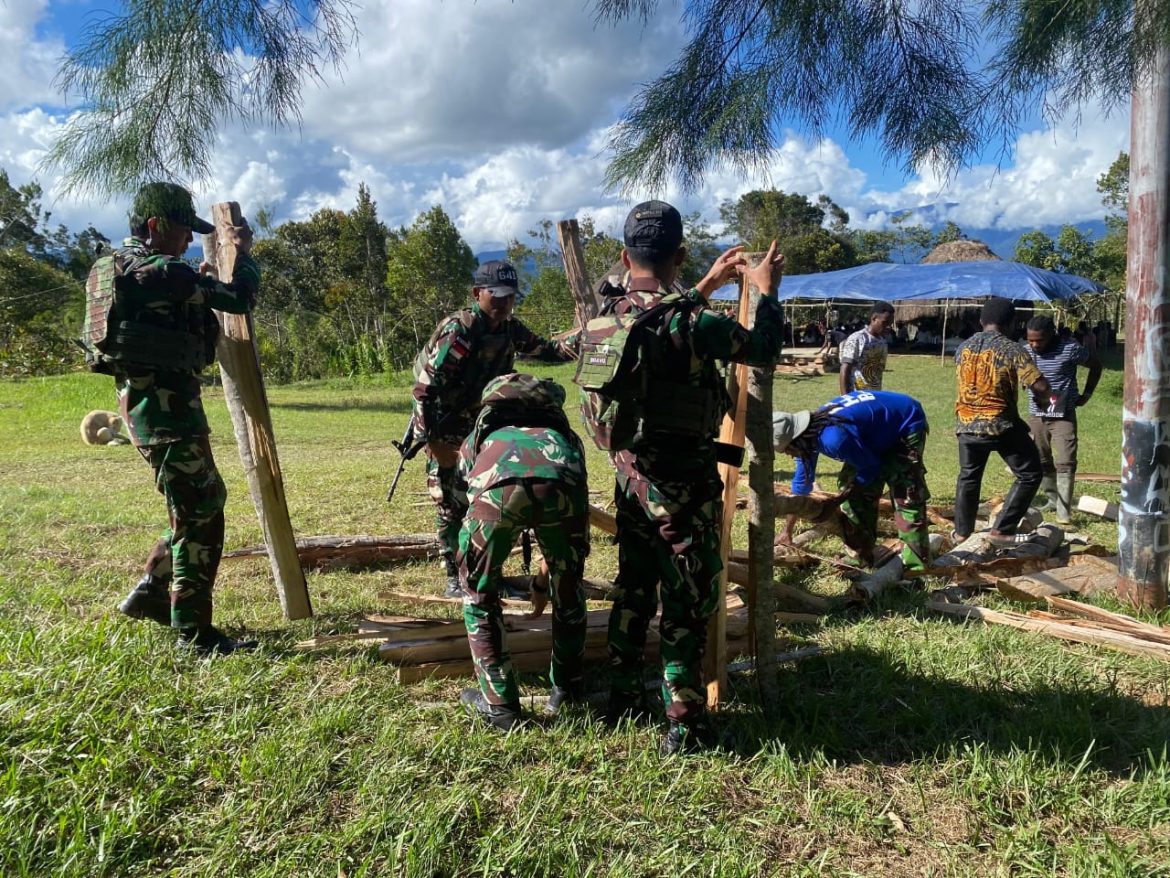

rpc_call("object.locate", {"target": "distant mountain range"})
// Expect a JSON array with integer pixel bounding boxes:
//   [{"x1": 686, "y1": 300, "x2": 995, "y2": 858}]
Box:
[{"x1": 475, "y1": 218, "x2": 1110, "y2": 267}]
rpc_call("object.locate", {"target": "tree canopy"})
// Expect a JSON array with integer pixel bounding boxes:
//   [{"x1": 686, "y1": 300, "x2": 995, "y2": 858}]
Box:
[
  {"x1": 596, "y1": 0, "x2": 1170, "y2": 192},
  {"x1": 47, "y1": 0, "x2": 356, "y2": 195}
]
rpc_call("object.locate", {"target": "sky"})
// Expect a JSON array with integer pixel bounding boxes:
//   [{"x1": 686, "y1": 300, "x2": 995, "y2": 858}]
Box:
[{"x1": 0, "y1": 0, "x2": 1133, "y2": 252}]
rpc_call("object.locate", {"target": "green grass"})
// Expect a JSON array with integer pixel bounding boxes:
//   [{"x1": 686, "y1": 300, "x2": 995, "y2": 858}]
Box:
[{"x1": 2, "y1": 351, "x2": 1168, "y2": 878}]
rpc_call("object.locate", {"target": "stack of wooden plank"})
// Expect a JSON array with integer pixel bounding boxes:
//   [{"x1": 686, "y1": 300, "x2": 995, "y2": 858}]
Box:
[
  {"x1": 928, "y1": 594, "x2": 1170, "y2": 663},
  {"x1": 376, "y1": 594, "x2": 753, "y2": 682}
]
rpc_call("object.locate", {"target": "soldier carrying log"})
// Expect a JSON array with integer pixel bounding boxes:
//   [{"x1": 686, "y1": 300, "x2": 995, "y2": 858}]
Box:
[{"x1": 80, "y1": 183, "x2": 260, "y2": 656}]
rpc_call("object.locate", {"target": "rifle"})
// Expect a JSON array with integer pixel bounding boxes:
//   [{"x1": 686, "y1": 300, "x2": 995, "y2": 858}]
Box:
[{"x1": 386, "y1": 421, "x2": 427, "y2": 504}]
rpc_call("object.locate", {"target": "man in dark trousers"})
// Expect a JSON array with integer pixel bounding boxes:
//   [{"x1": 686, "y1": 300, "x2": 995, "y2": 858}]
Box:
[
  {"x1": 952, "y1": 297, "x2": 1053, "y2": 543},
  {"x1": 600, "y1": 201, "x2": 785, "y2": 755},
  {"x1": 1024, "y1": 316, "x2": 1102, "y2": 524},
  {"x1": 411, "y1": 261, "x2": 576, "y2": 598}
]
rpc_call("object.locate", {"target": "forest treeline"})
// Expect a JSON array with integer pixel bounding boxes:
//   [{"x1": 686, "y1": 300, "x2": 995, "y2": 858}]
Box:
[{"x1": 0, "y1": 153, "x2": 1129, "y2": 380}]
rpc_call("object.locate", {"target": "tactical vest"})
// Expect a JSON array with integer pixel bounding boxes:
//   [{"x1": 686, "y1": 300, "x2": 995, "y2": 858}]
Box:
[
  {"x1": 466, "y1": 373, "x2": 579, "y2": 458},
  {"x1": 412, "y1": 311, "x2": 519, "y2": 417},
  {"x1": 574, "y1": 281, "x2": 727, "y2": 452},
  {"x1": 80, "y1": 252, "x2": 218, "y2": 374}
]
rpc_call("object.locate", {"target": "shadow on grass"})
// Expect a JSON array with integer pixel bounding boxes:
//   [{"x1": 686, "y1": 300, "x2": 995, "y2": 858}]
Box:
[
  {"x1": 720, "y1": 641, "x2": 1170, "y2": 776},
  {"x1": 270, "y1": 399, "x2": 415, "y2": 415}
]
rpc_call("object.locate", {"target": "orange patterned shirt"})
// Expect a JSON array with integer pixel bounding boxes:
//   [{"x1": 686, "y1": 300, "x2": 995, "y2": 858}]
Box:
[{"x1": 954, "y1": 330, "x2": 1042, "y2": 436}]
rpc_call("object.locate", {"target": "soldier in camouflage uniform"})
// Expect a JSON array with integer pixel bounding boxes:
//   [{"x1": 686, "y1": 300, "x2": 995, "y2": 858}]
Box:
[
  {"x1": 602, "y1": 202, "x2": 785, "y2": 755},
  {"x1": 455, "y1": 373, "x2": 590, "y2": 731},
  {"x1": 411, "y1": 260, "x2": 577, "y2": 599},
  {"x1": 100, "y1": 183, "x2": 260, "y2": 656}
]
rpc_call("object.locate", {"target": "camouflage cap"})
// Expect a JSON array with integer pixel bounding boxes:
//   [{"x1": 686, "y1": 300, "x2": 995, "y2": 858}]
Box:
[
  {"x1": 130, "y1": 182, "x2": 214, "y2": 234},
  {"x1": 480, "y1": 372, "x2": 566, "y2": 410}
]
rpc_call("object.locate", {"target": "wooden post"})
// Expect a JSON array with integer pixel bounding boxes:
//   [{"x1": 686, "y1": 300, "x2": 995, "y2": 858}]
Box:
[
  {"x1": 744, "y1": 257, "x2": 781, "y2": 716},
  {"x1": 704, "y1": 265, "x2": 755, "y2": 708},
  {"x1": 1119, "y1": 42, "x2": 1170, "y2": 609},
  {"x1": 206, "y1": 202, "x2": 312, "y2": 620},
  {"x1": 556, "y1": 219, "x2": 601, "y2": 328}
]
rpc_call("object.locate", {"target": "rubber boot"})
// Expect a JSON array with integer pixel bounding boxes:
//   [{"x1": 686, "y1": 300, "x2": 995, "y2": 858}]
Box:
[
  {"x1": 1038, "y1": 473, "x2": 1058, "y2": 513},
  {"x1": 118, "y1": 574, "x2": 171, "y2": 626},
  {"x1": 544, "y1": 683, "x2": 585, "y2": 717},
  {"x1": 1055, "y1": 471, "x2": 1075, "y2": 525}
]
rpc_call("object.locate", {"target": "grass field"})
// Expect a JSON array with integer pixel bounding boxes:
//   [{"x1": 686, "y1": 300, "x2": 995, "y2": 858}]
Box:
[{"x1": 2, "y1": 350, "x2": 1169, "y2": 878}]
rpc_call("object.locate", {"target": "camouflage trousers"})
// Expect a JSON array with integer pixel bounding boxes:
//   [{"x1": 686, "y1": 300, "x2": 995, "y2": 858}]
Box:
[
  {"x1": 139, "y1": 437, "x2": 227, "y2": 630},
  {"x1": 839, "y1": 430, "x2": 931, "y2": 571},
  {"x1": 458, "y1": 478, "x2": 590, "y2": 706},
  {"x1": 609, "y1": 470, "x2": 723, "y2": 724},
  {"x1": 426, "y1": 454, "x2": 469, "y2": 576}
]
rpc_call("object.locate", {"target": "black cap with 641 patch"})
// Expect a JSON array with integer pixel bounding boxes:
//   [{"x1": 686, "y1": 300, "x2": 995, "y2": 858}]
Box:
[
  {"x1": 473, "y1": 260, "x2": 520, "y2": 298},
  {"x1": 623, "y1": 200, "x2": 683, "y2": 256}
]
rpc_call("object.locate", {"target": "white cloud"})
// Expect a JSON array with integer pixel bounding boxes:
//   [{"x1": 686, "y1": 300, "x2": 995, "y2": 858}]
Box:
[
  {"x1": 0, "y1": 0, "x2": 62, "y2": 111},
  {"x1": 0, "y1": 2, "x2": 1131, "y2": 254}
]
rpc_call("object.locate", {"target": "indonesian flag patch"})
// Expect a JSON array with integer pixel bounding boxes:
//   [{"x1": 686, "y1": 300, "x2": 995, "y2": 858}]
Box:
[{"x1": 448, "y1": 338, "x2": 469, "y2": 362}]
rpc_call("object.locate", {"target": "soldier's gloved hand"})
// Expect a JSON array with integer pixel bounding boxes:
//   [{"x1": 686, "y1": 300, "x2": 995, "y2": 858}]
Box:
[{"x1": 225, "y1": 220, "x2": 254, "y2": 255}]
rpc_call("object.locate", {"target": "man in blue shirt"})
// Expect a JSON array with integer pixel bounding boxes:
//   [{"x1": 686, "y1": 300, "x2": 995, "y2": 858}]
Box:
[{"x1": 774, "y1": 390, "x2": 931, "y2": 571}]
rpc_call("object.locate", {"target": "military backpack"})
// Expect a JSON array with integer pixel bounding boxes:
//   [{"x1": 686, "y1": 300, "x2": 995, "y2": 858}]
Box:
[
  {"x1": 573, "y1": 287, "x2": 724, "y2": 452},
  {"x1": 80, "y1": 252, "x2": 216, "y2": 374}
]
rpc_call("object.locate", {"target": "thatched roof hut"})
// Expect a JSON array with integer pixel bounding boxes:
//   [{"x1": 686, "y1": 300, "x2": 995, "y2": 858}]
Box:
[{"x1": 919, "y1": 239, "x2": 1001, "y2": 264}]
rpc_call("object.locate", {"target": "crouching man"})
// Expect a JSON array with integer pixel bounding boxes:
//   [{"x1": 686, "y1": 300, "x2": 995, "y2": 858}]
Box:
[
  {"x1": 456, "y1": 373, "x2": 590, "y2": 731},
  {"x1": 774, "y1": 390, "x2": 931, "y2": 571}
]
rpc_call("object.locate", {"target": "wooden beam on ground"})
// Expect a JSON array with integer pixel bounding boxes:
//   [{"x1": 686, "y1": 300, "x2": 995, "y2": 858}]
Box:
[
  {"x1": 222, "y1": 533, "x2": 441, "y2": 567},
  {"x1": 927, "y1": 600, "x2": 1170, "y2": 662},
  {"x1": 588, "y1": 504, "x2": 617, "y2": 535},
  {"x1": 995, "y1": 555, "x2": 1118, "y2": 602},
  {"x1": 205, "y1": 206, "x2": 311, "y2": 620},
  {"x1": 556, "y1": 219, "x2": 601, "y2": 329},
  {"x1": 704, "y1": 271, "x2": 752, "y2": 710}
]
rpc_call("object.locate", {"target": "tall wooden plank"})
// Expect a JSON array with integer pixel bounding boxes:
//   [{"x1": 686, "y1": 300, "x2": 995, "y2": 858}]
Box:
[
  {"x1": 704, "y1": 268, "x2": 754, "y2": 708},
  {"x1": 208, "y1": 202, "x2": 312, "y2": 620},
  {"x1": 745, "y1": 260, "x2": 782, "y2": 715},
  {"x1": 556, "y1": 219, "x2": 601, "y2": 328}
]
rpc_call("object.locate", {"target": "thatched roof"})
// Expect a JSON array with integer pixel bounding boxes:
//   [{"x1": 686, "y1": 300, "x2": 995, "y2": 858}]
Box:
[{"x1": 920, "y1": 239, "x2": 1001, "y2": 264}]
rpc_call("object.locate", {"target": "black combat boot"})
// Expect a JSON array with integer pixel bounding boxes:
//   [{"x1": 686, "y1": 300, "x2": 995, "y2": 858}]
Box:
[
  {"x1": 177, "y1": 626, "x2": 259, "y2": 657},
  {"x1": 603, "y1": 691, "x2": 656, "y2": 726},
  {"x1": 659, "y1": 720, "x2": 710, "y2": 757},
  {"x1": 118, "y1": 574, "x2": 171, "y2": 626},
  {"x1": 544, "y1": 683, "x2": 585, "y2": 717},
  {"x1": 459, "y1": 687, "x2": 522, "y2": 732},
  {"x1": 442, "y1": 554, "x2": 463, "y2": 599}
]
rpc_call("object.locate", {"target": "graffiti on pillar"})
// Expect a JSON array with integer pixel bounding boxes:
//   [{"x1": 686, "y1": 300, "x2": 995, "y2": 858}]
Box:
[{"x1": 1120, "y1": 416, "x2": 1170, "y2": 579}]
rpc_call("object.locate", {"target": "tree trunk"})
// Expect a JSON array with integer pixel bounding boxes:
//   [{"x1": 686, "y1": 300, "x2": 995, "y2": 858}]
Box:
[{"x1": 1119, "y1": 43, "x2": 1170, "y2": 609}]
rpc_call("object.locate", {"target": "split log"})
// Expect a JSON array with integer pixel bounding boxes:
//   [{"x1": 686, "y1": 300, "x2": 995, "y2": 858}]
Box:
[
  {"x1": 588, "y1": 504, "x2": 617, "y2": 536},
  {"x1": 206, "y1": 205, "x2": 311, "y2": 619},
  {"x1": 849, "y1": 556, "x2": 906, "y2": 603},
  {"x1": 726, "y1": 644, "x2": 824, "y2": 674},
  {"x1": 995, "y1": 555, "x2": 1118, "y2": 602},
  {"x1": 1044, "y1": 595, "x2": 1170, "y2": 640},
  {"x1": 1077, "y1": 472, "x2": 1121, "y2": 483},
  {"x1": 927, "y1": 600, "x2": 1170, "y2": 662},
  {"x1": 223, "y1": 533, "x2": 441, "y2": 567},
  {"x1": 556, "y1": 219, "x2": 601, "y2": 328}
]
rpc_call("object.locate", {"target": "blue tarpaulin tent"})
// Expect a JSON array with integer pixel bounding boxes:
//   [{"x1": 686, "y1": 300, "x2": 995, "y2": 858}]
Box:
[{"x1": 709, "y1": 260, "x2": 1104, "y2": 303}]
